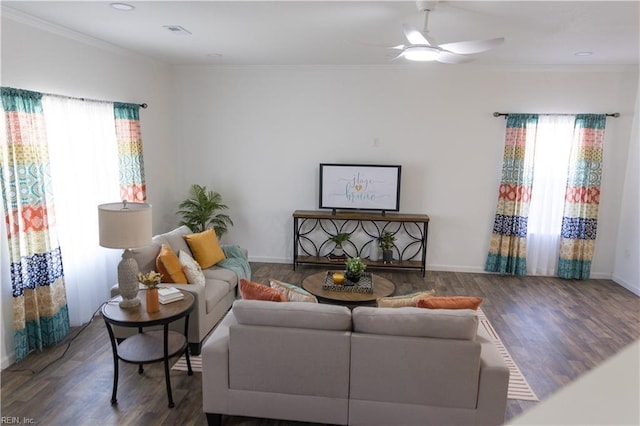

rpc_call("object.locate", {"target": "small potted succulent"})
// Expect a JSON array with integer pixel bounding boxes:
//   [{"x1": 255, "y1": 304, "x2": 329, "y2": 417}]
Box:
[
  {"x1": 330, "y1": 232, "x2": 350, "y2": 257},
  {"x1": 379, "y1": 231, "x2": 396, "y2": 263},
  {"x1": 344, "y1": 257, "x2": 367, "y2": 284}
]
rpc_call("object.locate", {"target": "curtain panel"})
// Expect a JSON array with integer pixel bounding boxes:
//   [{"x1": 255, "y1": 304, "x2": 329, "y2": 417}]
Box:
[
  {"x1": 0, "y1": 87, "x2": 70, "y2": 361},
  {"x1": 114, "y1": 103, "x2": 146, "y2": 202},
  {"x1": 485, "y1": 114, "x2": 538, "y2": 276},
  {"x1": 42, "y1": 95, "x2": 121, "y2": 326},
  {"x1": 557, "y1": 114, "x2": 607, "y2": 279}
]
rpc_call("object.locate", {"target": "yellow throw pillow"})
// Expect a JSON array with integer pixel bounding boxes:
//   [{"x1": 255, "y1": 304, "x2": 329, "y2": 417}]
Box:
[
  {"x1": 156, "y1": 244, "x2": 188, "y2": 284},
  {"x1": 376, "y1": 289, "x2": 436, "y2": 308},
  {"x1": 184, "y1": 229, "x2": 226, "y2": 269}
]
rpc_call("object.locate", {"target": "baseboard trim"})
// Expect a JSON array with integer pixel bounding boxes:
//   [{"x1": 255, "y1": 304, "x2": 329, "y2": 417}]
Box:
[
  {"x1": 612, "y1": 274, "x2": 640, "y2": 296},
  {"x1": 249, "y1": 256, "x2": 289, "y2": 264},
  {"x1": 427, "y1": 265, "x2": 486, "y2": 274},
  {"x1": 1, "y1": 352, "x2": 16, "y2": 370},
  {"x1": 247, "y1": 259, "x2": 629, "y2": 292}
]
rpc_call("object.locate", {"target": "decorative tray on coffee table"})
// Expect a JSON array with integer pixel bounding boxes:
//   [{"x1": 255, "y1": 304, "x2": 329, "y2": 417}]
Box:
[{"x1": 322, "y1": 272, "x2": 373, "y2": 293}]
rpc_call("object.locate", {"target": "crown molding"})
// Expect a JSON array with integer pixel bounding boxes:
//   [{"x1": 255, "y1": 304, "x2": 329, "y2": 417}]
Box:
[
  {"x1": 171, "y1": 63, "x2": 638, "y2": 74},
  {"x1": 1, "y1": 5, "x2": 156, "y2": 63}
]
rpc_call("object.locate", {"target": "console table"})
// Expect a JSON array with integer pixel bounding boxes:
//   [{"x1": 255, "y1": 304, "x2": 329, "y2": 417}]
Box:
[{"x1": 292, "y1": 210, "x2": 429, "y2": 276}]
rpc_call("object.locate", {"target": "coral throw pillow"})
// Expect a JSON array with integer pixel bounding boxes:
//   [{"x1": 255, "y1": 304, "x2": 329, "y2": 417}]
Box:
[
  {"x1": 184, "y1": 229, "x2": 226, "y2": 269},
  {"x1": 416, "y1": 296, "x2": 483, "y2": 310},
  {"x1": 239, "y1": 279, "x2": 286, "y2": 302},
  {"x1": 156, "y1": 244, "x2": 188, "y2": 284}
]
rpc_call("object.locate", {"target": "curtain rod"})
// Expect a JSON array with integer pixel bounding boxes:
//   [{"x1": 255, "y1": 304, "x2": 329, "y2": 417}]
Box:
[
  {"x1": 493, "y1": 111, "x2": 619, "y2": 118},
  {"x1": 42, "y1": 91, "x2": 147, "y2": 109}
]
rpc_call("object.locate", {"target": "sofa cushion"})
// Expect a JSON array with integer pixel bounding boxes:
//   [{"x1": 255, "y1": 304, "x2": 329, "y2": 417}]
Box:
[
  {"x1": 184, "y1": 229, "x2": 226, "y2": 269},
  {"x1": 128, "y1": 243, "x2": 161, "y2": 274},
  {"x1": 179, "y1": 250, "x2": 205, "y2": 286},
  {"x1": 376, "y1": 289, "x2": 436, "y2": 307},
  {"x1": 416, "y1": 296, "x2": 483, "y2": 310},
  {"x1": 269, "y1": 279, "x2": 318, "y2": 303},
  {"x1": 352, "y1": 307, "x2": 478, "y2": 340},
  {"x1": 202, "y1": 266, "x2": 238, "y2": 291},
  {"x1": 156, "y1": 244, "x2": 188, "y2": 284},
  {"x1": 205, "y1": 280, "x2": 232, "y2": 314},
  {"x1": 152, "y1": 225, "x2": 192, "y2": 257},
  {"x1": 239, "y1": 279, "x2": 286, "y2": 302},
  {"x1": 233, "y1": 299, "x2": 352, "y2": 331}
]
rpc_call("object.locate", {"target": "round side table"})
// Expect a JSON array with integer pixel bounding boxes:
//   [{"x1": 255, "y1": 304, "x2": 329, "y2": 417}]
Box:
[{"x1": 102, "y1": 289, "x2": 194, "y2": 408}]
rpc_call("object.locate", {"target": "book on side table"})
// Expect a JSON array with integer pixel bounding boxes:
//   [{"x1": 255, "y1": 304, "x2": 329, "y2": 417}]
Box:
[{"x1": 158, "y1": 287, "x2": 184, "y2": 304}]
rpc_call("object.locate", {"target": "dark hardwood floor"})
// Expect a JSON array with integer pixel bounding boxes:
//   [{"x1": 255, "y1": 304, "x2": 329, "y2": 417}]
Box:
[{"x1": 2, "y1": 263, "x2": 638, "y2": 425}]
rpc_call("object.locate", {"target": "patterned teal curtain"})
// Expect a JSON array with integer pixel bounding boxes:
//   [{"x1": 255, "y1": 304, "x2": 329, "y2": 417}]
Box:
[
  {"x1": 485, "y1": 114, "x2": 538, "y2": 275},
  {"x1": 113, "y1": 103, "x2": 146, "y2": 202},
  {"x1": 557, "y1": 114, "x2": 607, "y2": 279},
  {"x1": 0, "y1": 87, "x2": 70, "y2": 361}
]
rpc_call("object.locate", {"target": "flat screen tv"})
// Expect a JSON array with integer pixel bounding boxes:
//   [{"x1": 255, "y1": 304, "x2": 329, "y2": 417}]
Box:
[{"x1": 319, "y1": 163, "x2": 401, "y2": 213}]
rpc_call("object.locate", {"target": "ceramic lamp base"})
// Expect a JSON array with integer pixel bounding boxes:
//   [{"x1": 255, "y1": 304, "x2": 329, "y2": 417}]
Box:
[
  {"x1": 117, "y1": 250, "x2": 141, "y2": 308},
  {"x1": 119, "y1": 297, "x2": 141, "y2": 308}
]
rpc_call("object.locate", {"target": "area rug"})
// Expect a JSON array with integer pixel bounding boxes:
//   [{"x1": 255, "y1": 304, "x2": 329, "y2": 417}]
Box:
[
  {"x1": 173, "y1": 309, "x2": 538, "y2": 401},
  {"x1": 476, "y1": 308, "x2": 539, "y2": 401}
]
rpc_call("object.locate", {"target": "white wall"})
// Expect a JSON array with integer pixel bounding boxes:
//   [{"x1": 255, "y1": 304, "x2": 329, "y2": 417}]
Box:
[
  {"x1": 0, "y1": 14, "x2": 174, "y2": 368},
  {"x1": 613, "y1": 87, "x2": 640, "y2": 295},
  {"x1": 172, "y1": 65, "x2": 638, "y2": 276}
]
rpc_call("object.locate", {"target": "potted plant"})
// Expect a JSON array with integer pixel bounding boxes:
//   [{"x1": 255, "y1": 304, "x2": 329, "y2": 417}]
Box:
[
  {"x1": 379, "y1": 231, "x2": 396, "y2": 263},
  {"x1": 177, "y1": 184, "x2": 233, "y2": 238},
  {"x1": 330, "y1": 232, "x2": 350, "y2": 257},
  {"x1": 344, "y1": 257, "x2": 367, "y2": 284}
]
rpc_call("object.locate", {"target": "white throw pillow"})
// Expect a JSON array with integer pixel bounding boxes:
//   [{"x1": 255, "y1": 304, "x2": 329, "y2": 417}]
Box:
[
  {"x1": 269, "y1": 279, "x2": 318, "y2": 303},
  {"x1": 179, "y1": 250, "x2": 205, "y2": 286}
]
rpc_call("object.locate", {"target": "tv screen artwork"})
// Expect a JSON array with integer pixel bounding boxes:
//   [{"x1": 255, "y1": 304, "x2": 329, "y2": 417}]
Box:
[{"x1": 319, "y1": 163, "x2": 401, "y2": 212}]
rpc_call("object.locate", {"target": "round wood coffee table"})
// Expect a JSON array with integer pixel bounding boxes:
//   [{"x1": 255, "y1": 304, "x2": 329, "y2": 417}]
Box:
[{"x1": 302, "y1": 271, "x2": 395, "y2": 304}]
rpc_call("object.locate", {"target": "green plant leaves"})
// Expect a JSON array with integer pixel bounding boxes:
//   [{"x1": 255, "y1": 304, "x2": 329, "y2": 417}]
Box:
[{"x1": 177, "y1": 184, "x2": 233, "y2": 237}]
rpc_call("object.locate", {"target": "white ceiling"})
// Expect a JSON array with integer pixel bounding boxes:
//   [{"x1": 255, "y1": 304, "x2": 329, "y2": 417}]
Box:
[{"x1": 3, "y1": 1, "x2": 639, "y2": 67}]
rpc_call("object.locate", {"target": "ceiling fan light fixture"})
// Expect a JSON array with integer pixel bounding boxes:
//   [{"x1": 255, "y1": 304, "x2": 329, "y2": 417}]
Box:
[{"x1": 403, "y1": 46, "x2": 440, "y2": 61}]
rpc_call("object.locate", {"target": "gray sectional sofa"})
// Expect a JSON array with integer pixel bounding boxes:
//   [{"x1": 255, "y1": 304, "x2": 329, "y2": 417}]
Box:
[
  {"x1": 110, "y1": 225, "x2": 247, "y2": 355},
  {"x1": 202, "y1": 299, "x2": 510, "y2": 426}
]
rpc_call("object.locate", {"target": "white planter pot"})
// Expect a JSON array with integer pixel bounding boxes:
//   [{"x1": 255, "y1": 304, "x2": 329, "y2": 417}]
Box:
[{"x1": 369, "y1": 244, "x2": 379, "y2": 262}]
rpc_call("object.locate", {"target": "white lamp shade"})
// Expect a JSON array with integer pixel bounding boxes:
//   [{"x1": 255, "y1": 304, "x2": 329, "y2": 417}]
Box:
[{"x1": 98, "y1": 202, "x2": 152, "y2": 249}]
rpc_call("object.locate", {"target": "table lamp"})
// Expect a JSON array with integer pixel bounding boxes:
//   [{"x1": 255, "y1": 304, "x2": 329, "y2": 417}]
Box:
[{"x1": 98, "y1": 201, "x2": 152, "y2": 308}]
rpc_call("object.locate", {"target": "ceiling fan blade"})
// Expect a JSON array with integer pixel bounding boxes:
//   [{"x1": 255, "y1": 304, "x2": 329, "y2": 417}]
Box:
[
  {"x1": 435, "y1": 51, "x2": 474, "y2": 64},
  {"x1": 422, "y1": 32, "x2": 438, "y2": 47},
  {"x1": 439, "y1": 37, "x2": 504, "y2": 55},
  {"x1": 402, "y1": 23, "x2": 430, "y2": 45}
]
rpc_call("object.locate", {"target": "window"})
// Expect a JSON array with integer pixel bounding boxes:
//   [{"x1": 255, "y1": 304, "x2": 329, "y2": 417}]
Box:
[
  {"x1": 486, "y1": 113, "x2": 607, "y2": 278},
  {"x1": 526, "y1": 115, "x2": 575, "y2": 275}
]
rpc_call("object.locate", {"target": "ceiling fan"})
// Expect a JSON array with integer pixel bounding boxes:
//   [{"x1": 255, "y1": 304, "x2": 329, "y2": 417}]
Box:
[{"x1": 391, "y1": 1, "x2": 504, "y2": 63}]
